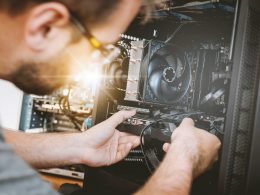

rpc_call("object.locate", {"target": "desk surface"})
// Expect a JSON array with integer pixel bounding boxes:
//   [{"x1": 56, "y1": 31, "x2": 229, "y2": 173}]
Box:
[{"x1": 41, "y1": 173, "x2": 83, "y2": 190}]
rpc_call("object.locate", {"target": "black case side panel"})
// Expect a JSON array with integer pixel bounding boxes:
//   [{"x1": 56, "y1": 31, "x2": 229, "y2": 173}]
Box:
[{"x1": 245, "y1": 0, "x2": 260, "y2": 193}]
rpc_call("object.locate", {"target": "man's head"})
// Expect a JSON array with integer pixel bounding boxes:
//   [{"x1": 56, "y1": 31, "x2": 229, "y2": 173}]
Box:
[{"x1": 0, "y1": 0, "x2": 157, "y2": 95}]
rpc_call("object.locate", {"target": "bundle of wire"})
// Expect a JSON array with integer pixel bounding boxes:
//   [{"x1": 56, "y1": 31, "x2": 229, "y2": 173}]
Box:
[
  {"x1": 59, "y1": 87, "x2": 91, "y2": 131},
  {"x1": 140, "y1": 122, "x2": 162, "y2": 173},
  {"x1": 139, "y1": 111, "x2": 220, "y2": 172}
]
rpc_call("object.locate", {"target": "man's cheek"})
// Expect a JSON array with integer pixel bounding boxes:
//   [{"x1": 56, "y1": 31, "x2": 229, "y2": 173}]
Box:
[{"x1": 9, "y1": 63, "x2": 68, "y2": 95}]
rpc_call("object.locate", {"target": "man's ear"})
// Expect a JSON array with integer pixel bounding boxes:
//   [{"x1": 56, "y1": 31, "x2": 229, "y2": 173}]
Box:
[{"x1": 25, "y1": 2, "x2": 70, "y2": 51}]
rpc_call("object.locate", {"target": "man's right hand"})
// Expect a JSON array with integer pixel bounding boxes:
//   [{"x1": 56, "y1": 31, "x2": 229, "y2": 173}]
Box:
[
  {"x1": 163, "y1": 118, "x2": 221, "y2": 178},
  {"x1": 135, "y1": 118, "x2": 221, "y2": 195}
]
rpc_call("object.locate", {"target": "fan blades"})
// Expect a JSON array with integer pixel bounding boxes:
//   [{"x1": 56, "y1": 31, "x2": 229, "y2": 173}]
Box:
[
  {"x1": 147, "y1": 44, "x2": 191, "y2": 103},
  {"x1": 148, "y1": 55, "x2": 168, "y2": 76},
  {"x1": 164, "y1": 53, "x2": 178, "y2": 68},
  {"x1": 160, "y1": 80, "x2": 184, "y2": 102},
  {"x1": 148, "y1": 69, "x2": 163, "y2": 99},
  {"x1": 170, "y1": 58, "x2": 190, "y2": 87}
]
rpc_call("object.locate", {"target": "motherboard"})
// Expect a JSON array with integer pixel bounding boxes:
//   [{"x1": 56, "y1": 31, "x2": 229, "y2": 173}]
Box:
[{"x1": 89, "y1": 0, "x2": 237, "y2": 194}]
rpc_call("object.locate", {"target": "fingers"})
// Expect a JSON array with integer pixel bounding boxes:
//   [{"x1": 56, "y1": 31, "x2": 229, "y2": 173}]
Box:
[
  {"x1": 171, "y1": 118, "x2": 194, "y2": 140},
  {"x1": 114, "y1": 134, "x2": 140, "y2": 163},
  {"x1": 115, "y1": 143, "x2": 133, "y2": 163},
  {"x1": 163, "y1": 143, "x2": 171, "y2": 152},
  {"x1": 163, "y1": 118, "x2": 195, "y2": 151},
  {"x1": 117, "y1": 143, "x2": 133, "y2": 152},
  {"x1": 179, "y1": 118, "x2": 195, "y2": 128},
  {"x1": 104, "y1": 110, "x2": 136, "y2": 127},
  {"x1": 118, "y1": 133, "x2": 140, "y2": 148}
]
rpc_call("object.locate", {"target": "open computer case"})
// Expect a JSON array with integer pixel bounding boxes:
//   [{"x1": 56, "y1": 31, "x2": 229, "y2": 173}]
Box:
[{"x1": 81, "y1": 0, "x2": 260, "y2": 195}]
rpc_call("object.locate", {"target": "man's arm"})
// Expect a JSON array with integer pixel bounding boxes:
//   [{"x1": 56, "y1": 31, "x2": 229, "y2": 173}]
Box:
[
  {"x1": 136, "y1": 145, "x2": 193, "y2": 195},
  {"x1": 3, "y1": 110, "x2": 140, "y2": 169},
  {"x1": 135, "y1": 118, "x2": 221, "y2": 195},
  {"x1": 4, "y1": 130, "x2": 84, "y2": 168}
]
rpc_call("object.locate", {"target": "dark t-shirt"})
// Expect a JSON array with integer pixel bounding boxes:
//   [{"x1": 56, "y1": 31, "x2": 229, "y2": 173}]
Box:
[{"x1": 0, "y1": 127, "x2": 59, "y2": 195}]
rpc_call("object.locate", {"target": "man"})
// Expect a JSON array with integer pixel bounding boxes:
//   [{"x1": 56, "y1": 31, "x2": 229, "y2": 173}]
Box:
[{"x1": 0, "y1": 0, "x2": 221, "y2": 195}]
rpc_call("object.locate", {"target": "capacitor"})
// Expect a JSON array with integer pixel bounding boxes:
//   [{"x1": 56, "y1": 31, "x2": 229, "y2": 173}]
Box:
[{"x1": 83, "y1": 117, "x2": 93, "y2": 130}]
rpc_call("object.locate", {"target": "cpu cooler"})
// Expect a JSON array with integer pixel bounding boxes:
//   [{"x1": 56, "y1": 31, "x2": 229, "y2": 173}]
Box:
[{"x1": 142, "y1": 43, "x2": 192, "y2": 104}]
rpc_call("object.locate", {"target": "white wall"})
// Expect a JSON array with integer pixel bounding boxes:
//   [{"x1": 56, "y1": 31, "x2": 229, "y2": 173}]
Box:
[{"x1": 0, "y1": 79, "x2": 23, "y2": 129}]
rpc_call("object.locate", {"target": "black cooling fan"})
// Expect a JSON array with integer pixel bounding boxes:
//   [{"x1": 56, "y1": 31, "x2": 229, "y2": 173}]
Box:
[{"x1": 146, "y1": 45, "x2": 191, "y2": 104}]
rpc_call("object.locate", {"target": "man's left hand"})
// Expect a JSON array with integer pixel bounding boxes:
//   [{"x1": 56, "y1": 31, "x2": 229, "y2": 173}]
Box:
[{"x1": 78, "y1": 110, "x2": 140, "y2": 167}]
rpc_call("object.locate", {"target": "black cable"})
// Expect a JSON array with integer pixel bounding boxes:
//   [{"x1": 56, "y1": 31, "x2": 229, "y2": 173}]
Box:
[
  {"x1": 211, "y1": 125, "x2": 224, "y2": 135},
  {"x1": 58, "y1": 88, "x2": 83, "y2": 131},
  {"x1": 165, "y1": 23, "x2": 186, "y2": 43},
  {"x1": 140, "y1": 123, "x2": 155, "y2": 173},
  {"x1": 60, "y1": 99, "x2": 82, "y2": 130},
  {"x1": 140, "y1": 111, "x2": 206, "y2": 172},
  {"x1": 159, "y1": 111, "x2": 205, "y2": 122}
]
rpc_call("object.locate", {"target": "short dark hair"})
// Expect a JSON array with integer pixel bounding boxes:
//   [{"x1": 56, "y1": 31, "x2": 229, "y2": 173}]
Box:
[
  {"x1": 0, "y1": 0, "x2": 119, "y2": 25},
  {"x1": 0, "y1": 0, "x2": 161, "y2": 25}
]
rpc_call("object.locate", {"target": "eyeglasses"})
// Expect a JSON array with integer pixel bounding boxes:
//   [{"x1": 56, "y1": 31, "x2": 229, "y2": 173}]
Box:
[{"x1": 70, "y1": 15, "x2": 120, "y2": 65}]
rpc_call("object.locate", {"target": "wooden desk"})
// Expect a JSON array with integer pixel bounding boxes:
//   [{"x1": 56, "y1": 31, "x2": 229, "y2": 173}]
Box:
[{"x1": 41, "y1": 173, "x2": 83, "y2": 190}]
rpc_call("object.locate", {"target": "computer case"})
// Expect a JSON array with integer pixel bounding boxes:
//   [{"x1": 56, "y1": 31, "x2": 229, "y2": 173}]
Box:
[{"x1": 82, "y1": 0, "x2": 260, "y2": 194}]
